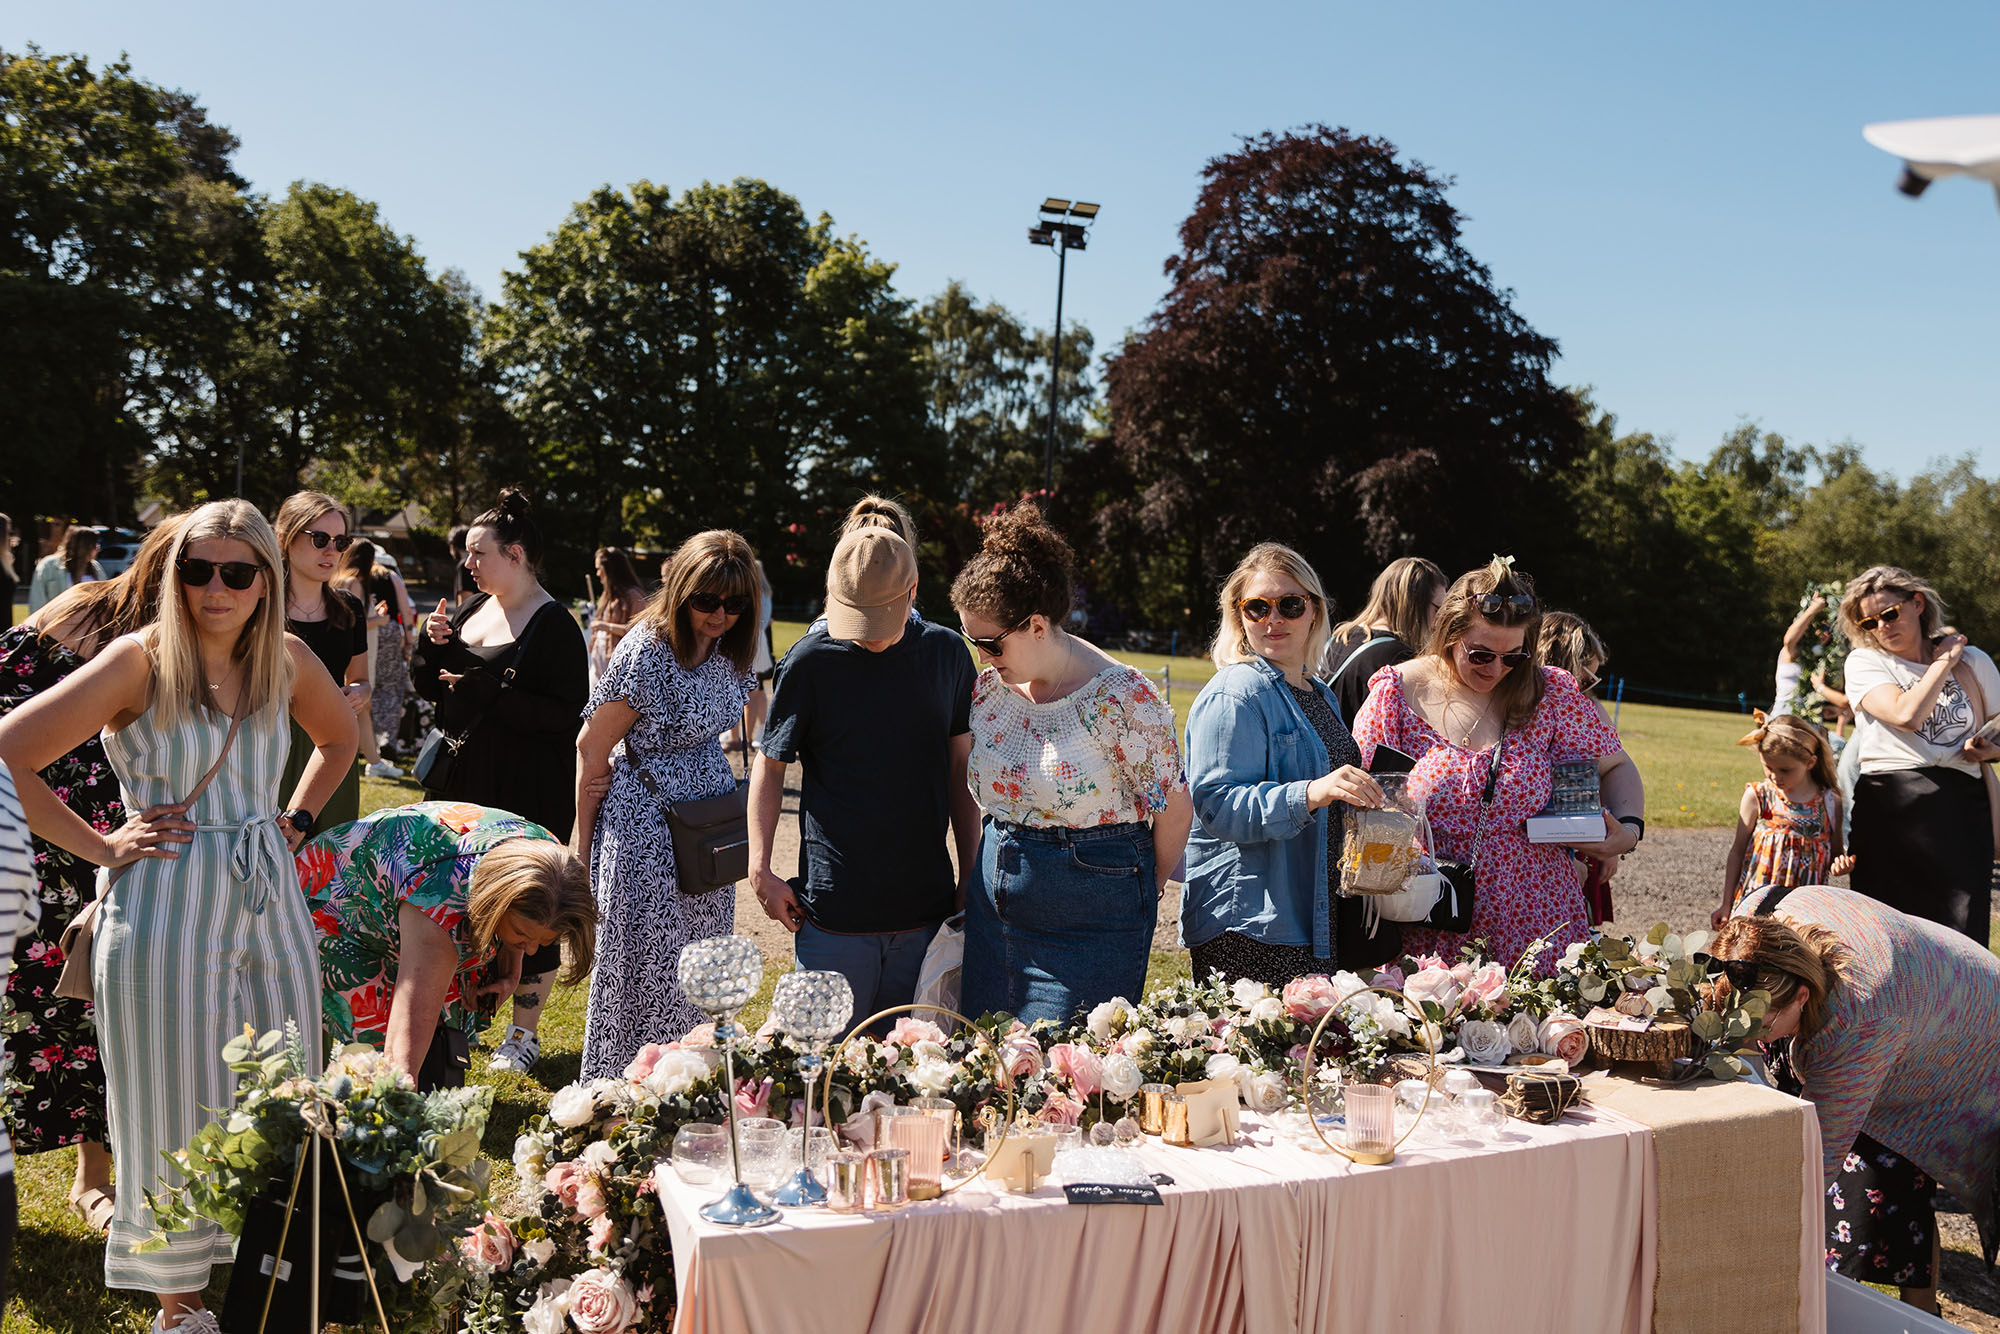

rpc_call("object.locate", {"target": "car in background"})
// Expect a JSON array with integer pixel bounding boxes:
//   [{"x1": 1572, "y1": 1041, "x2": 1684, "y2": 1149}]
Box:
[{"x1": 89, "y1": 527, "x2": 147, "y2": 579}]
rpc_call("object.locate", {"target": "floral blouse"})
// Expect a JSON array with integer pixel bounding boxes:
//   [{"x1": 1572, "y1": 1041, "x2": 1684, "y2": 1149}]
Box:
[
  {"x1": 296, "y1": 802, "x2": 558, "y2": 1048},
  {"x1": 966, "y1": 663, "x2": 1187, "y2": 828}
]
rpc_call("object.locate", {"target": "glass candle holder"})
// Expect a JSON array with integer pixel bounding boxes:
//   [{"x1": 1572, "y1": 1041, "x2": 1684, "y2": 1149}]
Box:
[
  {"x1": 1139, "y1": 1084, "x2": 1172, "y2": 1135},
  {"x1": 879, "y1": 1106, "x2": 948, "y2": 1200},
  {"x1": 1344, "y1": 1084, "x2": 1396, "y2": 1161},
  {"x1": 1161, "y1": 1093, "x2": 1191, "y2": 1147},
  {"x1": 1459, "y1": 1087, "x2": 1504, "y2": 1138},
  {"x1": 671, "y1": 1123, "x2": 730, "y2": 1185},
  {"x1": 826, "y1": 1151, "x2": 868, "y2": 1213},
  {"x1": 787, "y1": 1125, "x2": 836, "y2": 1178},
  {"x1": 1048, "y1": 1124, "x2": 1083, "y2": 1155},
  {"x1": 869, "y1": 1147, "x2": 911, "y2": 1209}
]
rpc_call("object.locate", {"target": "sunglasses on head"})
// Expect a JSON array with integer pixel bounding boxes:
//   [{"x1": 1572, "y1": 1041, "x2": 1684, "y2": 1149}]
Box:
[
  {"x1": 1462, "y1": 645, "x2": 1531, "y2": 667},
  {"x1": 1239, "y1": 595, "x2": 1314, "y2": 623},
  {"x1": 963, "y1": 617, "x2": 1028, "y2": 656},
  {"x1": 176, "y1": 558, "x2": 261, "y2": 591},
  {"x1": 1698, "y1": 955, "x2": 1763, "y2": 994},
  {"x1": 1473, "y1": 592, "x2": 1537, "y2": 617},
  {"x1": 1855, "y1": 598, "x2": 1911, "y2": 633},
  {"x1": 301, "y1": 530, "x2": 353, "y2": 552},
  {"x1": 687, "y1": 591, "x2": 752, "y2": 616}
]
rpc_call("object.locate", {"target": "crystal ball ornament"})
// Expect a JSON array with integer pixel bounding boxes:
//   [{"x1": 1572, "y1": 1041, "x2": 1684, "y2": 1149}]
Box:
[
  {"x1": 677, "y1": 935, "x2": 778, "y2": 1227},
  {"x1": 767, "y1": 969, "x2": 853, "y2": 1208}
]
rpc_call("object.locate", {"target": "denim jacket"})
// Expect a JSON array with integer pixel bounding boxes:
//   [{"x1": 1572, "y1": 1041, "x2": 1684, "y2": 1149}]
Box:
[{"x1": 1179, "y1": 656, "x2": 1341, "y2": 957}]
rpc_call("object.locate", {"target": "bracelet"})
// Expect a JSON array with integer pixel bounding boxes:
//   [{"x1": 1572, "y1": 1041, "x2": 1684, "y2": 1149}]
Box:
[{"x1": 1615, "y1": 815, "x2": 1645, "y2": 842}]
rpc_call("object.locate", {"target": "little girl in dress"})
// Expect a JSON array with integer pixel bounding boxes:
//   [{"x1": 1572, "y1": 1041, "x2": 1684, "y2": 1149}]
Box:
[{"x1": 1713, "y1": 711, "x2": 1850, "y2": 928}]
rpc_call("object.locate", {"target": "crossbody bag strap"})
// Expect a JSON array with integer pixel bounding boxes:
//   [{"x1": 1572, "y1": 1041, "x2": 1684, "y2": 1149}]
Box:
[
  {"x1": 445, "y1": 599, "x2": 557, "y2": 744},
  {"x1": 1325, "y1": 634, "x2": 1398, "y2": 689},
  {"x1": 184, "y1": 704, "x2": 249, "y2": 810},
  {"x1": 1462, "y1": 734, "x2": 1506, "y2": 871}
]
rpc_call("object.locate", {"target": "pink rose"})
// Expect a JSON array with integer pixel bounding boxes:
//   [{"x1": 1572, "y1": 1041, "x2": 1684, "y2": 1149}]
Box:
[
  {"x1": 566, "y1": 1265, "x2": 639, "y2": 1334},
  {"x1": 1039, "y1": 1091, "x2": 1084, "y2": 1126},
  {"x1": 1402, "y1": 966, "x2": 1464, "y2": 1013},
  {"x1": 575, "y1": 1175, "x2": 609, "y2": 1220},
  {"x1": 458, "y1": 1212, "x2": 515, "y2": 1272},
  {"x1": 1538, "y1": 1014, "x2": 1589, "y2": 1066},
  {"x1": 885, "y1": 1017, "x2": 948, "y2": 1048},
  {"x1": 680, "y1": 1023, "x2": 717, "y2": 1049},
  {"x1": 734, "y1": 1076, "x2": 774, "y2": 1119},
  {"x1": 1047, "y1": 1043, "x2": 1103, "y2": 1098},
  {"x1": 544, "y1": 1161, "x2": 584, "y2": 1209},
  {"x1": 622, "y1": 1043, "x2": 670, "y2": 1082},
  {"x1": 587, "y1": 1212, "x2": 620, "y2": 1257},
  {"x1": 1282, "y1": 975, "x2": 1339, "y2": 1022},
  {"x1": 1412, "y1": 953, "x2": 1447, "y2": 972},
  {"x1": 998, "y1": 1032, "x2": 1043, "y2": 1086},
  {"x1": 1371, "y1": 964, "x2": 1406, "y2": 992},
  {"x1": 1462, "y1": 962, "x2": 1509, "y2": 1012}
]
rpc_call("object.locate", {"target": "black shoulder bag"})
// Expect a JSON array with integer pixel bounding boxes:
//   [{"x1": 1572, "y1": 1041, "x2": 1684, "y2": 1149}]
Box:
[
  {"x1": 414, "y1": 603, "x2": 553, "y2": 794},
  {"x1": 1428, "y1": 735, "x2": 1504, "y2": 933},
  {"x1": 623, "y1": 731, "x2": 750, "y2": 896}
]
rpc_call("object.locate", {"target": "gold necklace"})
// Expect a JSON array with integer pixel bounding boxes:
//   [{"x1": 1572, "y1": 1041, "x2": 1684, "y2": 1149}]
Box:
[{"x1": 1420, "y1": 670, "x2": 1492, "y2": 748}]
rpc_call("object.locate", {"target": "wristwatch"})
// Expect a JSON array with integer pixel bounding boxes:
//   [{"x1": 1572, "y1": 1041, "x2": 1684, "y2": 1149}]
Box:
[
  {"x1": 281, "y1": 808, "x2": 317, "y2": 838},
  {"x1": 1615, "y1": 815, "x2": 1645, "y2": 843}
]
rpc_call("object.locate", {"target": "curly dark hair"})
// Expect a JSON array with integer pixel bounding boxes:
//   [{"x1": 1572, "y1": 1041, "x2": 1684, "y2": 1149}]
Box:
[{"x1": 949, "y1": 501, "x2": 1075, "y2": 630}]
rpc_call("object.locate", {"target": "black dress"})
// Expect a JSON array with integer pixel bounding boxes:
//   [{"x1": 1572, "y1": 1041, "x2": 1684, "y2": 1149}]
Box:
[
  {"x1": 284, "y1": 589, "x2": 367, "y2": 829},
  {"x1": 1320, "y1": 633, "x2": 1414, "y2": 728},
  {"x1": 410, "y1": 593, "x2": 588, "y2": 841}
]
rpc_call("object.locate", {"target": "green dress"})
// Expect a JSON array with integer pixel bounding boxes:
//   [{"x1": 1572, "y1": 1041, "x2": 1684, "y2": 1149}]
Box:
[{"x1": 297, "y1": 802, "x2": 555, "y2": 1050}]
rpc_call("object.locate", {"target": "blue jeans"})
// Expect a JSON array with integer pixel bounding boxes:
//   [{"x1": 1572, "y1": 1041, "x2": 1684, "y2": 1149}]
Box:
[
  {"x1": 794, "y1": 919, "x2": 937, "y2": 1034},
  {"x1": 962, "y1": 819, "x2": 1155, "y2": 1025}
]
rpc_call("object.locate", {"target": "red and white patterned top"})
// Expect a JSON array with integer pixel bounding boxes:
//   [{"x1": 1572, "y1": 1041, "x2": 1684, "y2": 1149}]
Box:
[{"x1": 1351, "y1": 664, "x2": 1623, "y2": 974}]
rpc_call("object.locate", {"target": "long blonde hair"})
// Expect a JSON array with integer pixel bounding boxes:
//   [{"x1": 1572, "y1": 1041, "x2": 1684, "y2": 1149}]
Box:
[
  {"x1": 1331, "y1": 556, "x2": 1446, "y2": 653},
  {"x1": 1210, "y1": 543, "x2": 1333, "y2": 673},
  {"x1": 35, "y1": 514, "x2": 187, "y2": 656},
  {"x1": 842, "y1": 494, "x2": 918, "y2": 551},
  {"x1": 464, "y1": 838, "x2": 598, "y2": 984},
  {"x1": 148, "y1": 500, "x2": 294, "y2": 728}
]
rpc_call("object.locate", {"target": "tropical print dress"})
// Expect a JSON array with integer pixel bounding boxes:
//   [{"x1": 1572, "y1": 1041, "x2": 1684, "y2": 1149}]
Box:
[
  {"x1": 0, "y1": 624, "x2": 115, "y2": 1152},
  {"x1": 296, "y1": 802, "x2": 557, "y2": 1049}
]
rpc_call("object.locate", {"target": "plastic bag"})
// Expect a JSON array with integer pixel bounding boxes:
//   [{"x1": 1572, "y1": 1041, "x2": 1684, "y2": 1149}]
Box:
[
  {"x1": 1337, "y1": 773, "x2": 1424, "y2": 896},
  {"x1": 912, "y1": 912, "x2": 965, "y2": 1028}
]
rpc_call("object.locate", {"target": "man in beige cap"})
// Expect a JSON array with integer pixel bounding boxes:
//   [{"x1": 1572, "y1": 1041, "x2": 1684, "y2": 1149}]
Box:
[{"x1": 748, "y1": 528, "x2": 979, "y2": 1022}]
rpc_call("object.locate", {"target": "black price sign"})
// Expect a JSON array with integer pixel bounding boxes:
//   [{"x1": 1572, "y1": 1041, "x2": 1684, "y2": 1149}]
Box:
[{"x1": 1062, "y1": 1181, "x2": 1164, "y2": 1206}]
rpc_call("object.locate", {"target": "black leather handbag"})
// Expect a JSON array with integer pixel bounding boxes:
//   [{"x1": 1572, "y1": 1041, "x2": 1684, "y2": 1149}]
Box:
[{"x1": 625, "y1": 732, "x2": 750, "y2": 895}]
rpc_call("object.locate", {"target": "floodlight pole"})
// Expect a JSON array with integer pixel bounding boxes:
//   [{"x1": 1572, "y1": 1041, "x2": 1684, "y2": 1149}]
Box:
[{"x1": 1045, "y1": 233, "x2": 1068, "y2": 494}]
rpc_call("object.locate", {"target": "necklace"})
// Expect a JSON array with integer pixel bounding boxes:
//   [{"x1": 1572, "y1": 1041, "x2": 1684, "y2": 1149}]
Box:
[{"x1": 1417, "y1": 668, "x2": 1492, "y2": 748}]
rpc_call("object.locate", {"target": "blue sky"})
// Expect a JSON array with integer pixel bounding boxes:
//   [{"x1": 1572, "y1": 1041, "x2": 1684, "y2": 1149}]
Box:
[{"x1": 14, "y1": 2, "x2": 2000, "y2": 476}]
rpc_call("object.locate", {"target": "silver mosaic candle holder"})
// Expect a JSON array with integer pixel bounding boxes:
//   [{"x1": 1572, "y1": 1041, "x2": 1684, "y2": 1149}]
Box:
[
  {"x1": 678, "y1": 935, "x2": 777, "y2": 1227},
  {"x1": 767, "y1": 969, "x2": 853, "y2": 1207}
]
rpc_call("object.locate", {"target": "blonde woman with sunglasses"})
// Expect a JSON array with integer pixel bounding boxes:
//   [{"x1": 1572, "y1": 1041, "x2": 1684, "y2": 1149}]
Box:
[
  {"x1": 0, "y1": 500, "x2": 355, "y2": 1333},
  {"x1": 1351, "y1": 558, "x2": 1644, "y2": 974},
  {"x1": 1836, "y1": 566, "x2": 2000, "y2": 942}
]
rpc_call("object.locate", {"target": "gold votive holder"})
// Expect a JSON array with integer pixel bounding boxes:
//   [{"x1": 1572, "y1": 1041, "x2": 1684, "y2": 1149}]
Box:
[
  {"x1": 1139, "y1": 1083, "x2": 1172, "y2": 1135},
  {"x1": 1161, "y1": 1092, "x2": 1191, "y2": 1147},
  {"x1": 868, "y1": 1147, "x2": 910, "y2": 1209},
  {"x1": 826, "y1": 1151, "x2": 867, "y2": 1213}
]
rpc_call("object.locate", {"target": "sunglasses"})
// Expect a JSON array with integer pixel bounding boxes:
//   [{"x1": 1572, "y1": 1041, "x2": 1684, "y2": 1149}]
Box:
[
  {"x1": 300, "y1": 530, "x2": 353, "y2": 552},
  {"x1": 1239, "y1": 595, "x2": 1314, "y2": 623},
  {"x1": 688, "y1": 591, "x2": 752, "y2": 616},
  {"x1": 1462, "y1": 645, "x2": 1532, "y2": 668},
  {"x1": 176, "y1": 558, "x2": 262, "y2": 591},
  {"x1": 1699, "y1": 955, "x2": 1763, "y2": 994},
  {"x1": 963, "y1": 617, "x2": 1028, "y2": 656},
  {"x1": 1473, "y1": 593, "x2": 1537, "y2": 617},
  {"x1": 1854, "y1": 598, "x2": 1910, "y2": 633}
]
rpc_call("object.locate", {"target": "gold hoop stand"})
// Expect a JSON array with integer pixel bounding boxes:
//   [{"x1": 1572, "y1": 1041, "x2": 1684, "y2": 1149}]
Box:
[
  {"x1": 820, "y1": 1004, "x2": 1013, "y2": 1195},
  {"x1": 1297, "y1": 985, "x2": 1436, "y2": 1166}
]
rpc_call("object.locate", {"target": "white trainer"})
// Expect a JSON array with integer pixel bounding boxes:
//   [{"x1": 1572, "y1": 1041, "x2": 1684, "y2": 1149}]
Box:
[
  {"x1": 364, "y1": 760, "x2": 405, "y2": 779},
  {"x1": 489, "y1": 1024, "x2": 541, "y2": 1073}
]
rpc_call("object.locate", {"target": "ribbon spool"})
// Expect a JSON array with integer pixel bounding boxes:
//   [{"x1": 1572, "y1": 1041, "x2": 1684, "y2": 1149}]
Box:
[
  {"x1": 1297, "y1": 985, "x2": 1436, "y2": 1166},
  {"x1": 819, "y1": 1004, "x2": 1012, "y2": 1196}
]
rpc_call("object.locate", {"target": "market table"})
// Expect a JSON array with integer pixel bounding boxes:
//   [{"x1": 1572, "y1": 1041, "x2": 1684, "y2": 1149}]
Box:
[{"x1": 659, "y1": 1104, "x2": 1662, "y2": 1334}]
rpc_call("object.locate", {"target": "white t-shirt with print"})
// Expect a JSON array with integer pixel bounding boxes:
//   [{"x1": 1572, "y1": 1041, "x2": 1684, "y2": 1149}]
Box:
[{"x1": 1843, "y1": 644, "x2": 2000, "y2": 777}]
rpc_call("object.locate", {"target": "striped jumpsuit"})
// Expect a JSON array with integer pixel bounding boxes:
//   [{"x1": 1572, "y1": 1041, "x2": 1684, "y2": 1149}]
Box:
[{"x1": 95, "y1": 698, "x2": 322, "y2": 1292}]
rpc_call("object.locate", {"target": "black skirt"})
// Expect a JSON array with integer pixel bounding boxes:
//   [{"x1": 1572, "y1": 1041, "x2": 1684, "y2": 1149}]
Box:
[{"x1": 1848, "y1": 766, "x2": 1992, "y2": 944}]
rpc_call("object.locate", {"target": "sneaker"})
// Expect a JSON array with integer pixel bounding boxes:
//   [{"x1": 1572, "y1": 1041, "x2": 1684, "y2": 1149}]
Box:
[
  {"x1": 155, "y1": 1310, "x2": 223, "y2": 1334},
  {"x1": 489, "y1": 1024, "x2": 541, "y2": 1073},
  {"x1": 365, "y1": 760, "x2": 406, "y2": 779}
]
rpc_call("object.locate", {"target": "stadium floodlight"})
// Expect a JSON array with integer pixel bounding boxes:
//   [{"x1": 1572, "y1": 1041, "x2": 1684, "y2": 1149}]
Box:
[
  {"x1": 1025, "y1": 197, "x2": 1103, "y2": 491},
  {"x1": 1863, "y1": 115, "x2": 2000, "y2": 206}
]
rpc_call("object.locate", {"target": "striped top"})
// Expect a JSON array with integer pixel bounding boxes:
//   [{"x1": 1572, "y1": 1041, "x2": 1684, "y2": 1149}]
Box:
[
  {"x1": 1737, "y1": 884, "x2": 2000, "y2": 1226},
  {"x1": 0, "y1": 762, "x2": 44, "y2": 1174}
]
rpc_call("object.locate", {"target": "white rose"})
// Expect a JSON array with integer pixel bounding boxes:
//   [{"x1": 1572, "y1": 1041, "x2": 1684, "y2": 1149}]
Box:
[
  {"x1": 1245, "y1": 1070, "x2": 1290, "y2": 1114},
  {"x1": 1507, "y1": 1012, "x2": 1540, "y2": 1055},
  {"x1": 513, "y1": 1131, "x2": 550, "y2": 1177},
  {"x1": 1403, "y1": 966, "x2": 1464, "y2": 1013},
  {"x1": 1086, "y1": 998, "x2": 1130, "y2": 1044},
  {"x1": 522, "y1": 1237, "x2": 556, "y2": 1267},
  {"x1": 1122, "y1": 1027, "x2": 1156, "y2": 1058},
  {"x1": 580, "y1": 1140, "x2": 619, "y2": 1175},
  {"x1": 909, "y1": 1058, "x2": 956, "y2": 1097},
  {"x1": 1329, "y1": 970, "x2": 1370, "y2": 1002},
  {"x1": 523, "y1": 1280, "x2": 572, "y2": 1334},
  {"x1": 1560, "y1": 941, "x2": 1588, "y2": 968},
  {"x1": 1164, "y1": 1016, "x2": 1193, "y2": 1043},
  {"x1": 1204, "y1": 1052, "x2": 1243, "y2": 1084},
  {"x1": 1457, "y1": 1019, "x2": 1511, "y2": 1066},
  {"x1": 1099, "y1": 1053, "x2": 1144, "y2": 1101},
  {"x1": 912, "y1": 1040, "x2": 949, "y2": 1066},
  {"x1": 1231, "y1": 977, "x2": 1271, "y2": 1008},
  {"x1": 1249, "y1": 996, "x2": 1286, "y2": 1027},
  {"x1": 645, "y1": 1049, "x2": 714, "y2": 1100},
  {"x1": 549, "y1": 1084, "x2": 598, "y2": 1129}
]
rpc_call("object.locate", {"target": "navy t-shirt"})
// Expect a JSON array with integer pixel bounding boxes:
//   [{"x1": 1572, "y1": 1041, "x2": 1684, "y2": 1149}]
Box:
[{"x1": 761, "y1": 618, "x2": 975, "y2": 933}]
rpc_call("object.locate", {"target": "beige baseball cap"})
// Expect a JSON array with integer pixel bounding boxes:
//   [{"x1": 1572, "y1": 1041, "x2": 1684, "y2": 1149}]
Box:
[{"x1": 825, "y1": 528, "x2": 917, "y2": 640}]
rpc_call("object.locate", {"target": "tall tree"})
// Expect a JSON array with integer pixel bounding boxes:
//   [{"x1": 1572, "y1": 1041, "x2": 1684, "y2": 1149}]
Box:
[{"x1": 1098, "y1": 126, "x2": 1581, "y2": 636}]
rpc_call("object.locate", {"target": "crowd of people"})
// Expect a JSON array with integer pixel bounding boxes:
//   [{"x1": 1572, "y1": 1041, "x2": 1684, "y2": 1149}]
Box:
[{"x1": 0, "y1": 484, "x2": 1995, "y2": 1326}]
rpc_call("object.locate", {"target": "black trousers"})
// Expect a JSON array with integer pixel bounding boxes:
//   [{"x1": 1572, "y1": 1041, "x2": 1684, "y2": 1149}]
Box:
[{"x1": 1849, "y1": 766, "x2": 1993, "y2": 944}]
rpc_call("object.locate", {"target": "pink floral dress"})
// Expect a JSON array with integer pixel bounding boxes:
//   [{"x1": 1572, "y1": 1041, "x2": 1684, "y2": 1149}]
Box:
[{"x1": 1351, "y1": 665, "x2": 1622, "y2": 973}]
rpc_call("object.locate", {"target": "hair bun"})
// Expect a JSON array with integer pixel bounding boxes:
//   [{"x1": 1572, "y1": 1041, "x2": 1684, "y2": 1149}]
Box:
[{"x1": 495, "y1": 486, "x2": 533, "y2": 518}]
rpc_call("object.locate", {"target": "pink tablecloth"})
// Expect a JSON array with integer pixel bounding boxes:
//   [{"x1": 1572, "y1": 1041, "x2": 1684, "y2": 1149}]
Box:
[{"x1": 659, "y1": 1106, "x2": 1658, "y2": 1334}]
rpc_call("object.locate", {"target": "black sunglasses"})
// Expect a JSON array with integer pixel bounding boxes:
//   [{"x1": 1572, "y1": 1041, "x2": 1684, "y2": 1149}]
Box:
[
  {"x1": 1463, "y1": 646, "x2": 1532, "y2": 667},
  {"x1": 1473, "y1": 593, "x2": 1537, "y2": 617},
  {"x1": 1854, "y1": 598, "x2": 1910, "y2": 633},
  {"x1": 302, "y1": 530, "x2": 354, "y2": 552},
  {"x1": 688, "y1": 591, "x2": 752, "y2": 616},
  {"x1": 963, "y1": 617, "x2": 1028, "y2": 657},
  {"x1": 176, "y1": 558, "x2": 261, "y2": 591},
  {"x1": 1240, "y1": 595, "x2": 1314, "y2": 624},
  {"x1": 1699, "y1": 955, "x2": 1763, "y2": 994}
]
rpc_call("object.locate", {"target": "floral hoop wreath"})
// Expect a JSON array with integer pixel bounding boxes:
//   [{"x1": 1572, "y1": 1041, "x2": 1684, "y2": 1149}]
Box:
[
  {"x1": 819, "y1": 1004, "x2": 1013, "y2": 1195},
  {"x1": 1298, "y1": 985, "x2": 1436, "y2": 1166}
]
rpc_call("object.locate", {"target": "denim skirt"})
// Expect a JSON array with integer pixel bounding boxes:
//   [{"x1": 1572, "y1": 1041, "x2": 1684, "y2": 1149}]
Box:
[{"x1": 961, "y1": 818, "x2": 1155, "y2": 1025}]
